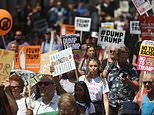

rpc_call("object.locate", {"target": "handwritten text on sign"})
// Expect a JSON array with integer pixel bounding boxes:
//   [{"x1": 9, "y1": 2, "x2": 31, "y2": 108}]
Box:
[{"x1": 50, "y1": 48, "x2": 76, "y2": 76}]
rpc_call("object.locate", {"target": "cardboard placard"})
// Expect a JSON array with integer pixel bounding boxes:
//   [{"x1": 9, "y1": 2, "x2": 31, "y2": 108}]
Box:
[
  {"x1": 61, "y1": 34, "x2": 81, "y2": 50},
  {"x1": 0, "y1": 49, "x2": 14, "y2": 83},
  {"x1": 40, "y1": 50, "x2": 58, "y2": 75},
  {"x1": 97, "y1": 28, "x2": 125, "y2": 48},
  {"x1": 75, "y1": 17, "x2": 91, "y2": 32},
  {"x1": 50, "y1": 48, "x2": 76, "y2": 77}
]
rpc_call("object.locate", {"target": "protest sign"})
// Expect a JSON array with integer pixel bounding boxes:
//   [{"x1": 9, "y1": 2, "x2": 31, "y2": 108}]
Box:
[
  {"x1": 11, "y1": 69, "x2": 43, "y2": 87},
  {"x1": 120, "y1": 1, "x2": 129, "y2": 12},
  {"x1": 62, "y1": 34, "x2": 81, "y2": 50},
  {"x1": 40, "y1": 50, "x2": 58, "y2": 75},
  {"x1": 0, "y1": 49, "x2": 14, "y2": 83},
  {"x1": 75, "y1": 17, "x2": 91, "y2": 32},
  {"x1": 139, "y1": 16, "x2": 154, "y2": 40},
  {"x1": 14, "y1": 46, "x2": 40, "y2": 73},
  {"x1": 132, "y1": 0, "x2": 152, "y2": 15},
  {"x1": 137, "y1": 40, "x2": 154, "y2": 72},
  {"x1": 33, "y1": 18, "x2": 48, "y2": 32},
  {"x1": 60, "y1": 24, "x2": 75, "y2": 35},
  {"x1": 130, "y1": 21, "x2": 141, "y2": 34},
  {"x1": 101, "y1": 22, "x2": 114, "y2": 29},
  {"x1": 97, "y1": 28, "x2": 125, "y2": 48},
  {"x1": 50, "y1": 48, "x2": 76, "y2": 77}
]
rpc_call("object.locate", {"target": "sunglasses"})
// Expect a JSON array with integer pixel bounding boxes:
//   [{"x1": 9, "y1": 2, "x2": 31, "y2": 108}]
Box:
[
  {"x1": 10, "y1": 86, "x2": 20, "y2": 89},
  {"x1": 143, "y1": 81, "x2": 153, "y2": 85},
  {"x1": 38, "y1": 82, "x2": 54, "y2": 86},
  {"x1": 110, "y1": 50, "x2": 116, "y2": 53}
]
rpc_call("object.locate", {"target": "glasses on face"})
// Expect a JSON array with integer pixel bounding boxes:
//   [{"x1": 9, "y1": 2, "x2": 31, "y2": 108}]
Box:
[
  {"x1": 38, "y1": 82, "x2": 54, "y2": 86},
  {"x1": 10, "y1": 86, "x2": 20, "y2": 90},
  {"x1": 143, "y1": 81, "x2": 153, "y2": 85},
  {"x1": 110, "y1": 50, "x2": 116, "y2": 53}
]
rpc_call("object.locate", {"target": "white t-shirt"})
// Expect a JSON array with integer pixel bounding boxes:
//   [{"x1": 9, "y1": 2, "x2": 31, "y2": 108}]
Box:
[
  {"x1": 32, "y1": 94, "x2": 59, "y2": 115},
  {"x1": 16, "y1": 97, "x2": 27, "y2": 115},
  {"x1": 76, "y1": 101, "x2": 95, "y2": 115},
  {"x1": 79, "y1": 75, "x2": 109, "y2": 102},
  {"x1": 60, "y1": 79, "x2": 75, "y2": 94}
]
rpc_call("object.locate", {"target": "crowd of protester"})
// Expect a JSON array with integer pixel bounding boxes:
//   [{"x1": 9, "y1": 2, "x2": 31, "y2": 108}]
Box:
[{"x1": 0, "y1": 0, "x2": 154, "y2": 115}]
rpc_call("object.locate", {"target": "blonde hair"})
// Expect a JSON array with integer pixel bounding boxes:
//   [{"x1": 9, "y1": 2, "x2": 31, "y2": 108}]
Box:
[{"x1": 58, "y1": 93, "x2": 78, "y2": 115}]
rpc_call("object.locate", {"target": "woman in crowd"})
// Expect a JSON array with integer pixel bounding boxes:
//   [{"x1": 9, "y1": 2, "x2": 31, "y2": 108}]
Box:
[
  {"x1": 78, "y1": 44, "x2": 97, "y2": 75},
  {"x1": 50, "y1": 65, "x2": 77, "y2": 95},
  {"x1": 74, "y1": 81, "x2": 96, "y2": 115},
  {"x1": 79, "y1": 58, "x2": 109, "y2": 115},
  {"x1": 59, "y1": 70, "x2": 77, "y2": 95},
  {"x1": 102, "y1": 47, "x2": 117, "y2": 70},
  {"x1": 58, "y1": 93, "x2": 80, "y2": 115},
  {"x1": 3, "y1": 73, "x2": 31, "y2": 115}
]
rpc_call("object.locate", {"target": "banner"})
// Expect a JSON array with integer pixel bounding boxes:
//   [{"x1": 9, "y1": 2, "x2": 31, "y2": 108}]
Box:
[
  {"x1": 137, "y1": 40, "x2": 154, "y2": 72},
  {"x1": 61, "y1": 34, "x2": 81, "y2": 50},
  {"x1": 132, "y1": 0, "x2": 152, "y2": 15},
  {"x1": 0, "y1": 49, "x2": 14, "y2": 83},
  {"x1": 75, "y1": 17, "x2": 91, "y2": 32},
  {"x1": 60, "y1": 24, "x2": 75, "y2": 35},
  {"x1": 50, "y1": 48, "x2": 76, "y2": 77},
  {"x1": 139, "y1": 16, "x2": 154, "y2": 40},
  {"x1": 130, "y1": 21, "x2": 141, "y2": 34},
  {"x1": 14, "y1": 46, "x2": 40, "y2": 73},
  {"x1": 97, "y1": 28, "x2": 125, "y2": 48},
  {"x1": 40, "y1": 50, "x2": 58, "y2": 75}
]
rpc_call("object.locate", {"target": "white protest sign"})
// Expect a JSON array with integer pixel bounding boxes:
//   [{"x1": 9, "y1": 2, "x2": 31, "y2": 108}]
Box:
[
  {"x1": 130, "y1": 21, "x2": 141, "y2": 34},
  {"x1": 120, "y1": 1, "x2": 129, "y2": 12},
  {"x1": 75, "y1": 17, "x2": 91, "y2": 32},
  {"x1": 50, "y1": 48, "x2": 76, "y2": 77},
  {"x1": 97, "y1": 28, "x2": 125, "y2": 48},
  {"x1": 101, "y1": 22, "x2": 114, "y2": 29},
  {"x1": 132, "y1": 0, "x2": 152, "y2": 15},
  {"x1": 62, "y1": 34, "x2": 81, "y2": 50}
]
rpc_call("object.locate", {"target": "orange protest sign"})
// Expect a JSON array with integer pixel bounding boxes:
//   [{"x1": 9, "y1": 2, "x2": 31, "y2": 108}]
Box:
[
  {"x1": 60, "y1": 24, "x2": 76, "y2": 35},
  {"x1": 0, "y1": 49, "x2": 14, "y2": 83},
  {"x1": 0, "y1": 9, "x2": 13, "y2": 36},
  {"x1": 14, "y1": 46, "x2": 40, "y2": 73}
]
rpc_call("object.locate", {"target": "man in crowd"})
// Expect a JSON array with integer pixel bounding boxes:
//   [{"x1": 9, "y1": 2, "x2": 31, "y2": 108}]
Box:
[
  {"x1": 6, "y1": 30, "x2": 29, "y2": 50},
  {"x1": 104, "y1": 47, "x2": 139, "y2": 115}
]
